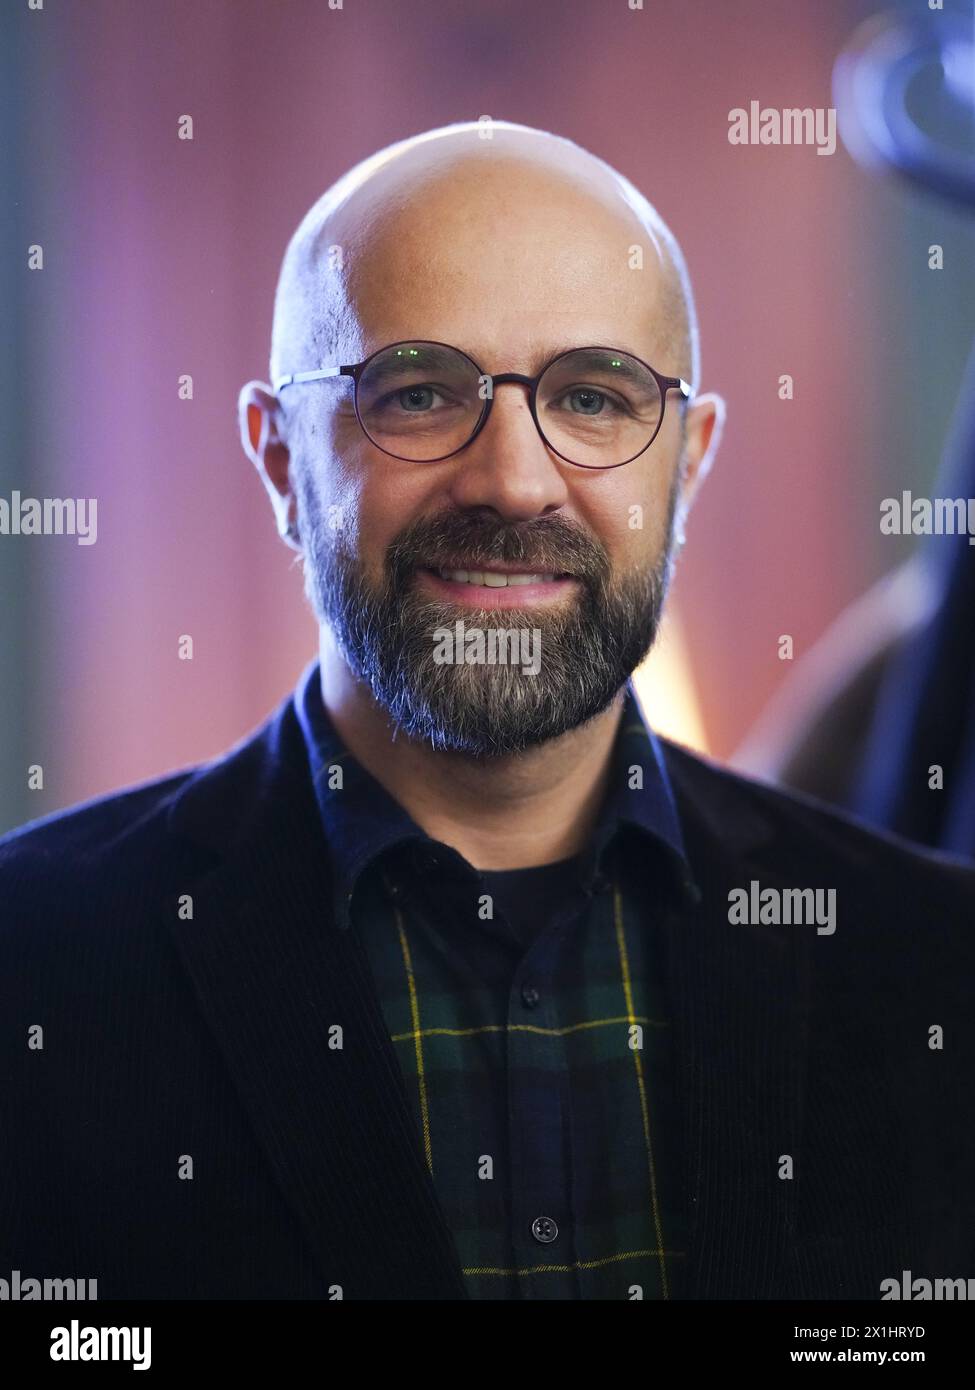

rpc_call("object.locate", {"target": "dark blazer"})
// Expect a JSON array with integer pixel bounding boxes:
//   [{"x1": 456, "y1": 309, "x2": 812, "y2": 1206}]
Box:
[{"x1": 2, "y1": 688, "x2": 973, "y2": 1300}]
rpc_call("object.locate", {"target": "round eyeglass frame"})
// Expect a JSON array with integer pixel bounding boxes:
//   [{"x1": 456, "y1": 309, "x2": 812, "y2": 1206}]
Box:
[{"x1": 274, "y1": 340, "x2": 693, "y2": 471}]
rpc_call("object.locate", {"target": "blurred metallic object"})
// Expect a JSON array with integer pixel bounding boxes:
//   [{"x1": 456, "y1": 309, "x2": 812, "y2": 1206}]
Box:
[{"x1": 833, "y1": 6, "x2": 975, "y2": 206}]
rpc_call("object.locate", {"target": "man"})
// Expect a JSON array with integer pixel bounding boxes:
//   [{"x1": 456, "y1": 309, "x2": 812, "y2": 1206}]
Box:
[{"x1": 2, "y1": 121, "x2": 973, "y2": 1302}]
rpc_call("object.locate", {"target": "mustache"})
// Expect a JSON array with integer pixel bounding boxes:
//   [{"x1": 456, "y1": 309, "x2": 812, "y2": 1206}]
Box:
[{"x1": 384, "y1": 512, "x2": 611, "y2": 586}]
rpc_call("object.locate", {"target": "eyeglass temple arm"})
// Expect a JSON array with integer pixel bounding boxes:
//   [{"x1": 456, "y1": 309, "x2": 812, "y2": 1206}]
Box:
[{"x1": 273, "y1": 365, "x2": 354, "y2": 393}]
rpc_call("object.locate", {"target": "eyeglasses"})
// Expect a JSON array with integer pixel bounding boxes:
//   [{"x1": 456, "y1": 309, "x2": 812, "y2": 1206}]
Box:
[{"x1": 274, "y1": 340, "x2": 692, "y2": 470}]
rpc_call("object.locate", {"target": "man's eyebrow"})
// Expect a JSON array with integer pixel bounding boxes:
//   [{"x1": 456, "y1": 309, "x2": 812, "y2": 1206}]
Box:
[
  {"x1": 544, "y1": 347, "x2": 658, "y2": 387},
  {"x1": 540, "y1": 342, "x2": 643, "y2": 358},
  {"x1": 361, "y1": 345, "x2": 466, "y2": 377},
  {"x1": 554, "y1": 346, "x2": 633, "y2": 370}
]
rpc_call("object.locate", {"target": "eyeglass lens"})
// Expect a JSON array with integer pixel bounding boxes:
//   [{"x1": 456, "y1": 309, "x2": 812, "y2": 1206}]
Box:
[{"x1": 353, "y1": 342, "x2": 664, "y2": 466}]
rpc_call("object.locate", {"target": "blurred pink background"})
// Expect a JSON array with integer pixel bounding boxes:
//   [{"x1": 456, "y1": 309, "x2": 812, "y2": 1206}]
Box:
[{"x1": 3, "y1": 0, "x2": 973, "y2": 831}]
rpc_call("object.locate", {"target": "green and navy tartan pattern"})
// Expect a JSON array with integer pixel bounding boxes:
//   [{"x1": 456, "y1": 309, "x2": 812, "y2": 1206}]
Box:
[{"x1": 294, "y1": 660, "x2": 695, "y2": 1299}]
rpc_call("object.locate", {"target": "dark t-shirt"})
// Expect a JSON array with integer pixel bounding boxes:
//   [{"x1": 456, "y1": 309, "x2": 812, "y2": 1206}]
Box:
[{"x1": 477, "y1": 853, "x2": 589, "y2": 951}]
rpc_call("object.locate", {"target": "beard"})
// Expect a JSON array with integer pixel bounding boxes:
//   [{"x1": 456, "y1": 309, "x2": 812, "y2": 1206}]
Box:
[{"x1": 296, "y1": 478, "x2": 680, "y2": 759}]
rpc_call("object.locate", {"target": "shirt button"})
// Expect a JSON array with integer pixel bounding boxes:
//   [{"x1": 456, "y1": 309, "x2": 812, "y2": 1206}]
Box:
[
  {"x1": 520, "y1": 983, "x2": 540, "y2": 1009},
  {"x1": 531, "y1": 1216, "x2": 559, "y2": 1244}
]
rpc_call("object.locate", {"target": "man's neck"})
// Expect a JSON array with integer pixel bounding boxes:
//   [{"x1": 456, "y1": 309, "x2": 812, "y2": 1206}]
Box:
[{"x1": 317, "y1": 629, "x2": 626, "y2": 871}]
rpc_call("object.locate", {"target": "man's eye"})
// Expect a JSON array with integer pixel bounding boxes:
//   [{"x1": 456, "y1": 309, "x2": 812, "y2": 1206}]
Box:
[
  {"x1": 371, "y1": 384, "x2": 456, "y2": 413},
  {"x1": 553, "y1": 387, "x2": 625, "y2": 417},
  {"x1": 399, "y1": 385, "x2": 436, "y2": 411}
]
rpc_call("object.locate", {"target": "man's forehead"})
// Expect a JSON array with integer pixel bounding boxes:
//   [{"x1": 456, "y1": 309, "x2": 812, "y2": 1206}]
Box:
[
  {"x1": 329, "y1": 178, "x2": 670, "y2": 363},
  {"x1": 339, "y1": 157, "x2": 662, "y2": 280}
]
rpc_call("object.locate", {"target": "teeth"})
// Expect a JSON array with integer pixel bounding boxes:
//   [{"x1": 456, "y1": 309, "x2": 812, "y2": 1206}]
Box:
[{"x1": 438, "y1": 568, "x2": 557, "y2": 586}]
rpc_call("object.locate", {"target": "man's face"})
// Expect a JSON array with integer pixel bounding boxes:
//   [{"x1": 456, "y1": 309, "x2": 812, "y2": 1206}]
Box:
[{"x1": 289, "y1": 162, "x2": 686, "y2": 757}]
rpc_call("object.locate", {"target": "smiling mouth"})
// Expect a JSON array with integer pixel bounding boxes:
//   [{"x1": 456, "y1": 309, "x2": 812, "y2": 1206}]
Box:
[{"x1": 420, "y1": 564, "x2": 574, "y2": 588}]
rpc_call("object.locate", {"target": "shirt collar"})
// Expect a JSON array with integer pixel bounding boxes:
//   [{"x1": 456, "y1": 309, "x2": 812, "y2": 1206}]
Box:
[{"x1": 294, "y1": 657, "x2": 693, "y2": 930}]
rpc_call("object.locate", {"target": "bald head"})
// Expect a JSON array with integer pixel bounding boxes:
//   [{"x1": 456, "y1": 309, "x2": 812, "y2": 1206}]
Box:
[{"x1": 270, "y1": 121, "x2": 698, "y2": 397}]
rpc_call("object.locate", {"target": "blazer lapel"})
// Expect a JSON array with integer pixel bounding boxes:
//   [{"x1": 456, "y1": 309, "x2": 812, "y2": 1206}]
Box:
[{"x1": 162, "y1": 698, "x2": 469, "y2": 1299}]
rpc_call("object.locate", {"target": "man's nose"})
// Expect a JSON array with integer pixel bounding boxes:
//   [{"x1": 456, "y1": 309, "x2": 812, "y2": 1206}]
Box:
[{"x1": 445, "y1": 385, "x2": 571, "y2": 521}]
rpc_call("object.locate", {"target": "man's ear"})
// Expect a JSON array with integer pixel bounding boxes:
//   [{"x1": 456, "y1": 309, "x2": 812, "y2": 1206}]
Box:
[
  {"x1": 237, "y1": 381, "x2": 302, "y2": 551},
  {"x1": 675, "y1": 391, "x2": 725, "y2": 535}
]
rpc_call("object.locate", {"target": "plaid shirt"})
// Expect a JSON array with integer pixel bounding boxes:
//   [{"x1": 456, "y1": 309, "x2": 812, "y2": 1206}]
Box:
[{"x1": 295, "y1": 660, "x2": 701, "y2": 1300}]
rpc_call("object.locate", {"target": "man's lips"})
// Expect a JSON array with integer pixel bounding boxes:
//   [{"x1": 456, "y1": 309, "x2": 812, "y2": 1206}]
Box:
[{"x1": 415, "y1": 564, "x2": 580, "y2": 609}]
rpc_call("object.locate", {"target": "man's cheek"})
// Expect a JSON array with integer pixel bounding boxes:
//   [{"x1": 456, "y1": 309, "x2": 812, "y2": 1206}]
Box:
[
  {"x1": 320, "y1": 483, "x2": 365, "y2": 550},
  {"x1": 322, "y1": 504, "x2": 347, "y2": 535}
]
